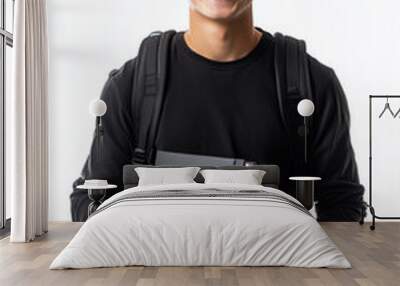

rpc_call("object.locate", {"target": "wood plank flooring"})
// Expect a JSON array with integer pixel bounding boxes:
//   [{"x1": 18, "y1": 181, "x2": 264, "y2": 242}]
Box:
[{"x1": 0, "y1": 222, "x2": 399, "y2": 286}]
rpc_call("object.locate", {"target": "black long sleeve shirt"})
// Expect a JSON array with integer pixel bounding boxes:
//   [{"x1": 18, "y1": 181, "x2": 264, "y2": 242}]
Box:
[{"x1": 71, "y1": 30, "x2": 365, "y2": 222}]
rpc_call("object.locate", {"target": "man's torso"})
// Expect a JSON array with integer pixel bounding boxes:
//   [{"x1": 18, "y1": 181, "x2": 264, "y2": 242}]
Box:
[{"x1": 157, "y1": 31, "x2": 291, "y2": 176}]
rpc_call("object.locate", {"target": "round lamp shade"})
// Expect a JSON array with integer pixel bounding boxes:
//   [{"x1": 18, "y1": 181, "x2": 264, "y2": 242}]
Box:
[
  {"x1": 89, "y1": 99, "x2": 107, "y2": 117},
  {"x1": 297, "y1": 99, "x2": 315, "y2": 117}
]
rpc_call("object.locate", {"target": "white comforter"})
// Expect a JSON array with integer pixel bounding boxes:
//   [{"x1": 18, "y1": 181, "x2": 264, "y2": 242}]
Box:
[{"x1": 50, "y1": 183, "x2": 351, "y2": 269}]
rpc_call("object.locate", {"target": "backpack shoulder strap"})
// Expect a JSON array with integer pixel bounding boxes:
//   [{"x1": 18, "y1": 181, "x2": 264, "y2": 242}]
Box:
[
  {"x1": 132, "y1": 30, "x2": 176, "y2": 164},
  {"x1": 274, "y1": 32, "x2": 313, "y2": 175}
]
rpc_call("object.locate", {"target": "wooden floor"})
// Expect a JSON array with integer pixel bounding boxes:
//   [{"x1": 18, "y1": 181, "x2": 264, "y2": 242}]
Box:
[{"x1": 0, "y1": 222, "x2": 399, "y2": 286}]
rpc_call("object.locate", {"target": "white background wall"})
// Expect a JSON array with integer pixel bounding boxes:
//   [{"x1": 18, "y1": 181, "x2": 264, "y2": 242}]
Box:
[{"x1": 48, "y1": 0, "x2": 400, "y2": 220}]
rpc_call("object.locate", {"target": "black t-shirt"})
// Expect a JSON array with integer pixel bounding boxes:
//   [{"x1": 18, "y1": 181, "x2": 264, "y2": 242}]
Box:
[
  {"x1": 157, "y1": 31, "x2": 292, "y2": 192},
  {"x1": 158, "y1": 31, "x2": 287, "y2": 159},
  {"x1": 71, "y1": 29, "x2": 365, "y2": 222}
]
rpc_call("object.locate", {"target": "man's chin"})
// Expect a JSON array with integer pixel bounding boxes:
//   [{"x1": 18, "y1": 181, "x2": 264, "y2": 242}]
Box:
[
  {"x1": 190, "y1": 0, "x2": 248, "y2": 21},
  {"x1": 194, "y1": 8, "x2": 242, "y2": 21}
]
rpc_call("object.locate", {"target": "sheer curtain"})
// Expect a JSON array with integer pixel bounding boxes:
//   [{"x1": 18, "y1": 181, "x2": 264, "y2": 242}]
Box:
[{"x1": 9, "y1": 0, "x2": 48, "y2": 242}]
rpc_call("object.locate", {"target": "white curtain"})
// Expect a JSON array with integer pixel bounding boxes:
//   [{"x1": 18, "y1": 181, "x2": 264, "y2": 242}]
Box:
[{"x1": 10, "y1": 0, "x2": 49, "y2": 242}]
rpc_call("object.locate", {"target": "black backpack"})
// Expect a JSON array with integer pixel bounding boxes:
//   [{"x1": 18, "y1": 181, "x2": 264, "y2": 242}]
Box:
[{"x1": 131, "y1": 29, "x2": 313, "y2": 175}]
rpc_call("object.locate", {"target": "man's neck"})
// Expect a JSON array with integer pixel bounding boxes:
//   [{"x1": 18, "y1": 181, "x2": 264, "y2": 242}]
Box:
[{"x1": 184, "y1": 8, "x2": 262, "y2": 62}]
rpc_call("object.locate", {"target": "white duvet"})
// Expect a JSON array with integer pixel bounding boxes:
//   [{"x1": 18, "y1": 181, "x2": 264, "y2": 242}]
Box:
[{"x1": 50, "y1": 183, "x2": 351, "y2": 269}]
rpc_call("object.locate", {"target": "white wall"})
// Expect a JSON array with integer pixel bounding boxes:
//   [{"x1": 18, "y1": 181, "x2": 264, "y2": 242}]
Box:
[{"x1": 48, "y1": 0, "x2": 400, "y2": 220}]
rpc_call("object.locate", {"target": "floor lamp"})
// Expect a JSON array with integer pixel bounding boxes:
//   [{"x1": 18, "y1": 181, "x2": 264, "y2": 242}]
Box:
[
  {"x1": 89, "y1": 99, "x2": 107, "y2": 162},
  {"x1": 297, "y1": 99, "x2": 315, "y2": 164}
]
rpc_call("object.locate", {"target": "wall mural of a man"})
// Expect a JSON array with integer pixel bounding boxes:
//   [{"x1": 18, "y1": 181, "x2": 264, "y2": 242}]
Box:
[{"x1": 70, "y1": 0, "x2": 365, "y2": 222}]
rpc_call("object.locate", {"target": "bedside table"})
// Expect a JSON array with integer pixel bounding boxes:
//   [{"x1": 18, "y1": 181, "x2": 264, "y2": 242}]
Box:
[
  {"x1": 289, "y1": 177, "x2": 321, "y2": 210},
  {"x1": 76, "y1": 184, "x2": 117, "y2": 216}
]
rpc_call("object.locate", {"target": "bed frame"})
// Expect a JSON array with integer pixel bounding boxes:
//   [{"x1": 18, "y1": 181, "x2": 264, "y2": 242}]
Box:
[{"x1": 123, "y1": 165, "x2": 280, "y2": 190}]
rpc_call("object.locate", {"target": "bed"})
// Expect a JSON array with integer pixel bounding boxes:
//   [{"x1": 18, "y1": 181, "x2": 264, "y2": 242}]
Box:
[{"x1": 50, "y1": 165, "x2": 350, "y2": 269}]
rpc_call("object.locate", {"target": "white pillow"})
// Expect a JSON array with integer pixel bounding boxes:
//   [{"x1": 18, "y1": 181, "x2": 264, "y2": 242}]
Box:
[
  {"x1": 200, "y1": 169, "x2": 266, "y2": 185},
  {"x1": 135, "y1": 167, "x2": 200, "y2": 186}
]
